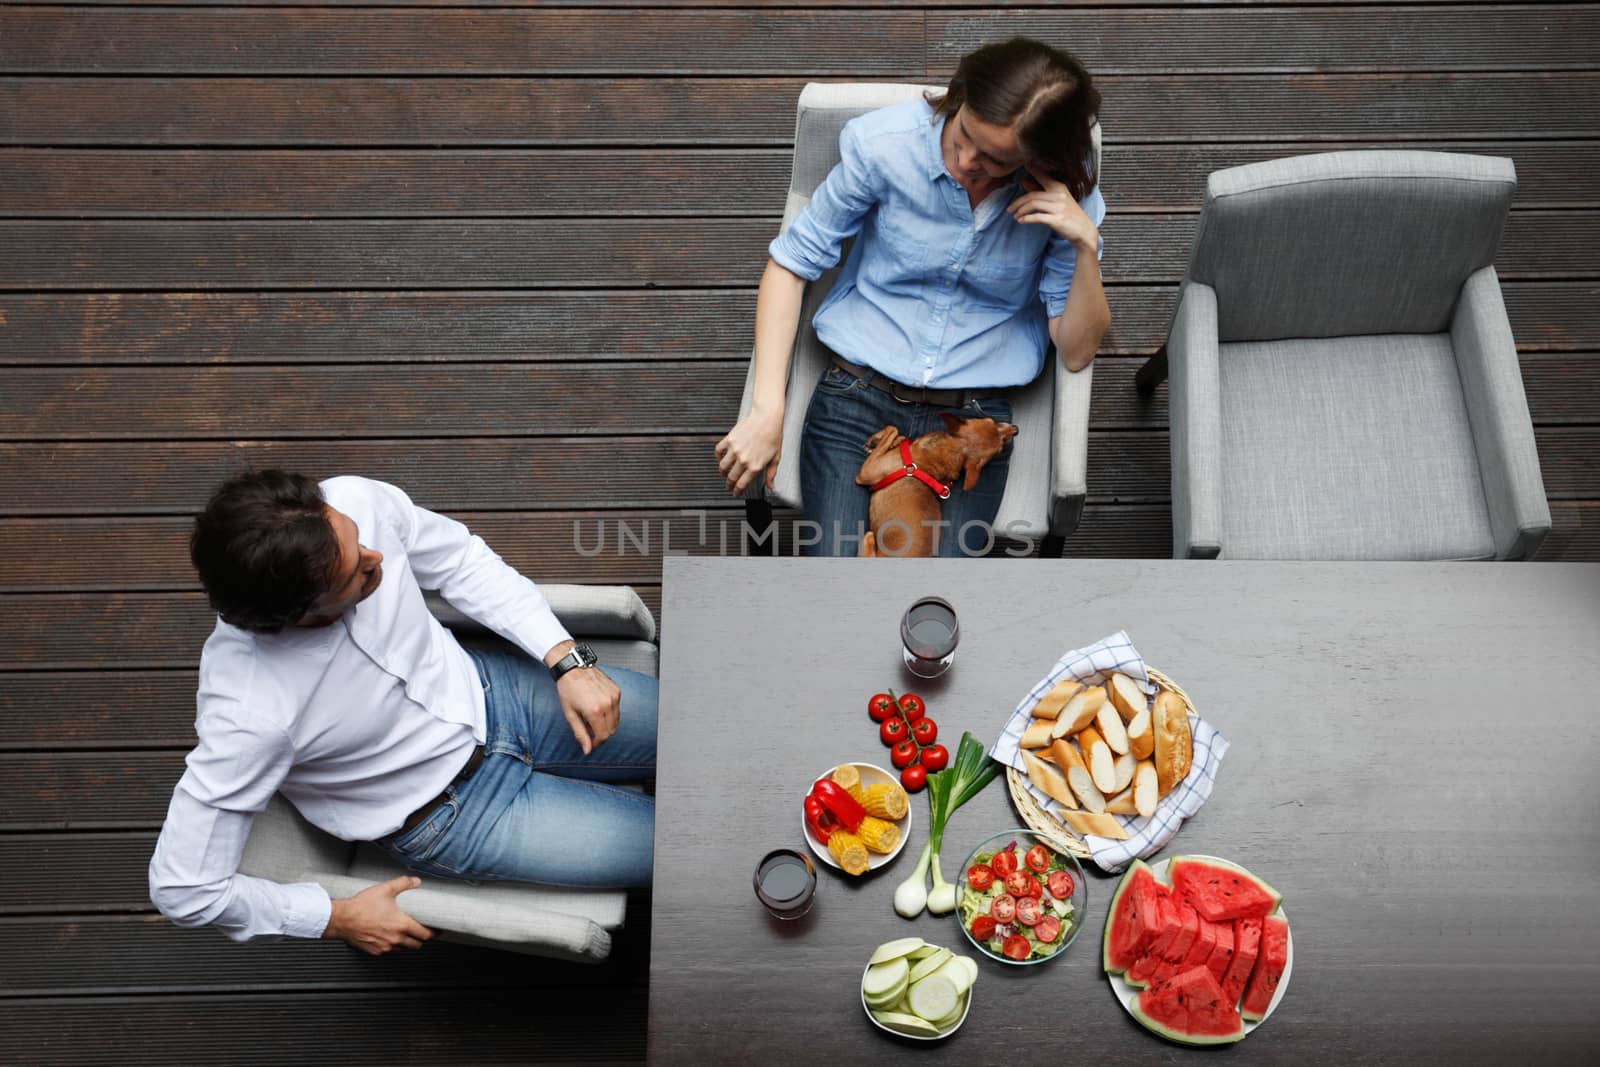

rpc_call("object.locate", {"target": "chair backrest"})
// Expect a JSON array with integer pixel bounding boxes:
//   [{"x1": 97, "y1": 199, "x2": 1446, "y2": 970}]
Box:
[{"x1": 1185, "y1": 150, "x2": 1515, "y2": 342}]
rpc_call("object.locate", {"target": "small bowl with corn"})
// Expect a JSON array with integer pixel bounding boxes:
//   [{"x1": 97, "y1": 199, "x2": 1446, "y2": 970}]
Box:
[{"x1": 801, "y1": 762, "x2": 913, "y2": 875}]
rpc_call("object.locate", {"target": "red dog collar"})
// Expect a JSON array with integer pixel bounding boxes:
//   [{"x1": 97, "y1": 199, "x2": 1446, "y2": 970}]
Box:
[{"x1": 868, "y1": 439, "x2": 952, "y2": 500}]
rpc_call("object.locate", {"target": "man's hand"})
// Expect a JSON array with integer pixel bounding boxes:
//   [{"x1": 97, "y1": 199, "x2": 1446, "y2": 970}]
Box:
[
  {"x1": 1009, "y1": 167, "x2": 1100, "y2": 252},
  {"x1": 545, "y1": 640, "x2": 622, "y2": 754},
  {"x1": 324, "y1": 875, "x2": 433, "y2": 955}
]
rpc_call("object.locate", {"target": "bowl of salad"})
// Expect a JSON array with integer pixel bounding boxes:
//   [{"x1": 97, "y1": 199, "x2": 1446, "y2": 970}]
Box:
[{"x1": 956, "y1": 829, "x2": 1087, "y2": 965}]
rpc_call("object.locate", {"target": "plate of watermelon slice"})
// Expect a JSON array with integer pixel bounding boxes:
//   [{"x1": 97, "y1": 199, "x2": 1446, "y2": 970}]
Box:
[{"x1": 1102, "y1": 854, "x2": 1292, "y2": 1046}]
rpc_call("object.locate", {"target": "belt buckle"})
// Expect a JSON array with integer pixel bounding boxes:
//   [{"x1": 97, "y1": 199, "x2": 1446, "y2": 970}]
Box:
[{"x1": 890, "y1": 383, "x2": 924, "y2": 406}]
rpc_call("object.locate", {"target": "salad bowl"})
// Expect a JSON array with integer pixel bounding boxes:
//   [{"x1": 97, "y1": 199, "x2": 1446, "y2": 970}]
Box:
[{"x1": 956, "y1": 828, "x2": 1087, "y2": 965}]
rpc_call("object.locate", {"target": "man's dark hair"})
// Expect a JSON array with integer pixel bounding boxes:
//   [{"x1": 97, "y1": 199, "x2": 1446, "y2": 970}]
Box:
[{"x1": 190, "y1": 469, "x2": 339, "y2": 633}]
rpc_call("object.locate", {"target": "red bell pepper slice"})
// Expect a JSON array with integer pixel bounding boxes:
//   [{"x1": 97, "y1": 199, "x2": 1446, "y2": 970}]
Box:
[
  {"x1": 810, "y1": 779, "x2": 865, "y2": 833},
  {"x1": 804, "y1": 794, "x2": 836, "y2": 843}
]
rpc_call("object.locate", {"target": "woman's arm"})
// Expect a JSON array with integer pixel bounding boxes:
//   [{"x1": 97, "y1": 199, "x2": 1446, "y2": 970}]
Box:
[
  {"x1": 715, "y1": 258, "x2": 807, "y2": 495},
  {"x1": 1049, "y1": 251, "x2": 1111, "y2": 373}
]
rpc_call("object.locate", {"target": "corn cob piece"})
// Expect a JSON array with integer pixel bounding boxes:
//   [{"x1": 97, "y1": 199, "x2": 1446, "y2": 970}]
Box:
[
  {"x1": 828, "y1": 831, "x2": 871, "y2": 875},
  {"x1": 830, "y1": 763, "x2": 864, "y2": 801},
  {"x1": 855, "y1": 816, "x2": 901, "y2": 855},
  {"x1": 859, "y1": 782, "x2": 908, "y2": 820}
]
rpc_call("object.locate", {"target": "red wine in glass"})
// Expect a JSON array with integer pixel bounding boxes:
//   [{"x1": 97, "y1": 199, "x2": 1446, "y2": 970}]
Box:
[
  {"x1": 754, "y1": 848, "x2": 817, "y2": 919},
  {"x1": 901, "y1": 596, "x2": 959, "y2": 678}
]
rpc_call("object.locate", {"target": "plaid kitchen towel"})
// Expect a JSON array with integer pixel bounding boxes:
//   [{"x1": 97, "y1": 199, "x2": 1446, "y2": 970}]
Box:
[{"x1": 990, "y1": 631, "x2": 1228, "y2": 874}]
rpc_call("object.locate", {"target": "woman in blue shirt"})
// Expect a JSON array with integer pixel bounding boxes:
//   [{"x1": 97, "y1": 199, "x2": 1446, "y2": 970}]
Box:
[{"x1": 715, "y1": 38, "x2": 1111, "y2": 557}]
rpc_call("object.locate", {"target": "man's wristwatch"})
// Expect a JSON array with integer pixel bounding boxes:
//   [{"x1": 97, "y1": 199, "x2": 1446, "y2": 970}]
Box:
[{"x1": 548, "y1": 642, "x2": 598, "y2": 682}]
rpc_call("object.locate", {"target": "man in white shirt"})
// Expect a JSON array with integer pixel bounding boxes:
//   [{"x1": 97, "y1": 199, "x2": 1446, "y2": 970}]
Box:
[{"x1": 149, "y1": 470, "x2": 657, "y2": 955}]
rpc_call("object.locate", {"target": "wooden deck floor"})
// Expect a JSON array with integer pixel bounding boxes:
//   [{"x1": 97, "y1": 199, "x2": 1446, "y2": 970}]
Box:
[{"x1": 2, "y1": 2, "x2": 1597, "y2": 1061}]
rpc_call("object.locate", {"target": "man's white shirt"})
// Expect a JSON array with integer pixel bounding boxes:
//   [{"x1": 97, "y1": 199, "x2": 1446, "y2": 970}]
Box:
[{"x1": 148, "y1": 476, "x2": 572, "y2": 941}]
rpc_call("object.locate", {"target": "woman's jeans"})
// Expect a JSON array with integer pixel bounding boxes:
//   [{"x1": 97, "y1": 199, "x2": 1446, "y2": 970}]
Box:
[
  {"x1": 378, "y1": 647, "x2": 658, "y2": 888},
  {"x1": 799, "y1": 364, "x2": 1015, "y2": 557}
]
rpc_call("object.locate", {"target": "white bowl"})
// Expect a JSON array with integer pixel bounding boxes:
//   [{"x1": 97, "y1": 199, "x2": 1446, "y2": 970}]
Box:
[
  {"x1": 860, "y1": 955, "x2": 973, "y2": 1041},
  {"x1": 801, "y1": 762, "x2": 912, "y2": 873}
]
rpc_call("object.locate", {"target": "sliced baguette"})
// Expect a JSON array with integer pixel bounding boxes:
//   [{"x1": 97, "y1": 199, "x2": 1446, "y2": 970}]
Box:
[
  {"x1": 1096, "y1": 703, "x2": 1130, "y2": 756},
  {"x1": 1050, "y1": 685, "x2": 1107, "y2": 740},
  {"x1": 1029, "y1": 678, "x2": 1084, "y2": 720},
  {"x1": 1020, "y1": 719, "x2": 1055, "y2": 749},
  {"x1": 1061, "y1": 809, "x2": 1129, "y2": 841},
  {"x1": 1133, "y1": 759, "x2": 1159, "y2": 818},
  {"x1": 1051, "y1": 739, "x2": 1106, "y2": 814},
  {"x1": 1110, "y1": 752, "x2": 1136, "y2": 795},
  {"x1": 1152, "y1": 690, "x2": 1194, "y2": 795},
  {"x1": 1078, "y1": 724, "x2": 1117, "y2": 795},
  {"x1": 1021, "y1": 749, "x2": 1078, "y2": 810},
  {"x1": 1107, "y1": 672, "x2": 1149, "y2": 723},
  {"x1": 1126, "y1": 707, "x2": 1154, "y2": 761},
  {"x1": 1104, "y1": 785, "x2": 1139, "y2": 815}
]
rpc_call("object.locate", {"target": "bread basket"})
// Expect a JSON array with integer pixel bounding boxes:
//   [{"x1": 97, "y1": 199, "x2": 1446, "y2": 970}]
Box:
[{"x1": 1005, "y1": 666, "x2": 1199, "y2": 860}]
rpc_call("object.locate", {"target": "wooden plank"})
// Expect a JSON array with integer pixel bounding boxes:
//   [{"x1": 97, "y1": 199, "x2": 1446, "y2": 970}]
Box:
[
  {"x1": 6, "y1": 141, "x2": 1596, "y2": 218},
  {"x1": 0, "y1": 8, "x2": 924, "y2": 75},
  {"x1": 0, "y1": 991, "x2": 648, "y2": 1065},
  {"x1": 1, "y1": 210, "x2": 1592, "y2": 290},
  {"x1": 0, "y1": 587, "x2": 663, "y2": 672},
  {"x1": 1536, "y1": 501, "x2": 1600, "y2": 561},
  {"x1": 25, "y1": 0, "x2": 1542, "y2": 7},
  {"x1": 3, "y1": 282, "x2": 1595, "y2": 365},
  {"x1": 0, "y1": 915, "x2": 648, "y2": 994},
  {"x1": 5, "y1": 6, "x2": 1591, "y2": 75},
  {"x1": 0, "y1": 510, "x2": 749, "y2": 596},
  {"x1": 0, "y1": 751, "x2": 187, "y2": 828},
  {"x1": 0, "y1": 833, "x2": 158, "y2": 913},
  {"x1": 0, "y1": 671, "x2": 198, "y2": 748},
  {"x1": 5, "y1": 73, "x2": 1597, "y2": 146},
  {"x1": 0, "y1": 290, "x2": 757, "y2": 365},
  {"x1": 0, "y1": 362, "x2": 750, "y2": 439},
  {"x1": 929, "y1": 5, "x2": 1598, "y2": 74},
  {"x1": 0, "y1": 438, "x2": 732, "y2": 514}
]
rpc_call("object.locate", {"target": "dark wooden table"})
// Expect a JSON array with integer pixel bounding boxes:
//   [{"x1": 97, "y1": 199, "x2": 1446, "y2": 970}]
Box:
[{"x1": 648, "y1": 558, "x2": 1600, "y2": 1063}]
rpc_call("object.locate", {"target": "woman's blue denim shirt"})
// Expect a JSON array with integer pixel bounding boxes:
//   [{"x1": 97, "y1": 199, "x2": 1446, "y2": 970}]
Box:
[{"x1": 769, "y1": 96, "x2": 1106, "y2": 390}]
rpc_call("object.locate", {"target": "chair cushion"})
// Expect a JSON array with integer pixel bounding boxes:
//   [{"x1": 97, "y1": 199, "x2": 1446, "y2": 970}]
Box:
[{"x1": 1218, "y1": 334, "x2": 1495, "y2": 560}]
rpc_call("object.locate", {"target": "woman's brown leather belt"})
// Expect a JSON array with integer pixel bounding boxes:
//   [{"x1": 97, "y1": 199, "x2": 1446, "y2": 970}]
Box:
[
  {"x1": 396, "y1": 743, "x2": 485, "y2": 836},
  {"x1": 831, "y1": 354, "x2": 994, "y2": 409}
]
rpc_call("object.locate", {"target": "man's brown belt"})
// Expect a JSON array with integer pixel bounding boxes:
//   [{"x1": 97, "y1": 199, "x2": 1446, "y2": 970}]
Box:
[{"x1": 396, "y1": 743, "x2": 485, "y2": 836}]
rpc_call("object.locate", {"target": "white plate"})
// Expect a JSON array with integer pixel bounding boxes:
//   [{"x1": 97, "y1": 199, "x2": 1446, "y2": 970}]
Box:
[
  {"x1": 801, "y1": 763, "x2": 912, "y2": 873},
  {"x1": 860, "y1": 954, "x2": 973, "y2": 1041},
  {"x1": 1106, "y1": 855, "x2": 1293, "y2": 1042}
]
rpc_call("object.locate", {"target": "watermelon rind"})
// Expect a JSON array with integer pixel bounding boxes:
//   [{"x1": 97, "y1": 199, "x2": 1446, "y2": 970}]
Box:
[
  {"x1": 1130, "y1": 967, "x2": 1245, "y2": 1047},
  {"x1": 1101, "y1": 859, "x2": 1159, "y2": 974},
  {"x1": 1169, "y1": 855, "x2": 1282, "y2": 922}
]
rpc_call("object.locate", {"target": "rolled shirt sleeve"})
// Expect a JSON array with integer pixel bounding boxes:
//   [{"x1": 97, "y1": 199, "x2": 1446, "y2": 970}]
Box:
[
  {"x1": 1038, "y1": 182, "x2": 1108, "y2": 319},
  {"x1": 768, "y1": 119, "x2": 883, "y2": 282}
]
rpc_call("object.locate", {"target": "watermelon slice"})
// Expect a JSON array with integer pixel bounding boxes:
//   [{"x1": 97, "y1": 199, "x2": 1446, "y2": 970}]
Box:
[
  {"x1": 1170, "y1": 855, "x2": 1281, "y2": 922},
  {"x1": 1181, "y1": 914, "x2": 1218, "y2": 971},
  {"x1": 1125, "y1": 895, "x2": 1182, "y2": 986},
  {"x1": 1205, "y1": 919, "x2": 1234, "y2": 985},
  {"x1": 1163, "y1": 901, "x2": 1201, "y2": 963},
  {"x1": 1102, "y1": 860, "x2": 1165, "y2": 974},
  {"x1": 1221, "y1": 917, "x2": 1261, "y2": 1008},
  {"x1": 1131, "y1": 965, "x2": 1244, "y2": 1046},
  {"x1": 1241, "y1": 914, "x2": 1290, "y2": 1020}
]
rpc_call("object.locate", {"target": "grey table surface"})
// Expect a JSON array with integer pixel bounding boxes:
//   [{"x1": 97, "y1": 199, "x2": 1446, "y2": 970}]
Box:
[{"x1": 646, "y1": 558, "x2": 1600, "y2": 1063}]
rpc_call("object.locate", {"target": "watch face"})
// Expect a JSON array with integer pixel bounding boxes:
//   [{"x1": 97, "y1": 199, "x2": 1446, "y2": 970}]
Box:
[{"x1": 575, "y1": 643, "x2": 598, "y2": 667}]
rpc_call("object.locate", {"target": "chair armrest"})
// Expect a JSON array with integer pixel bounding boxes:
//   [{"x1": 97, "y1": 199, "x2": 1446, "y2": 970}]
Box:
[
  {"x1": 426, "y1": 585, "x2": 656, "y2": 644},
  {"x1": 1450, "y1": 266, "x2": 1551, "y2": 559},
  {"x1": 1168, "y1": 283, "x2": 1224, "y2": 559},
  {"x1": 1049, "y1": 358, "x2": 1093, "y2": 535}
]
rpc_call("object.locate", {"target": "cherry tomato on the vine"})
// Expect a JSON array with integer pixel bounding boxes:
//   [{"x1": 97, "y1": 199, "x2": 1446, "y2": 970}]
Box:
[
  {"x1": 879, "y1": 717, "x2": 908, "y2": 746},
  {"x1": 867, "y1": 693, "x2": 896, "y2": 722},
  {"x1": 911, "y1": 717, "x2": 938, "y2": 746},
  {"x1": 899, "y1": 763, "x2": 928, "y2": 792},
  {"x1": 889, "y1": 739, "x2": 919, "y2": 769},
  {"x1": 897, "y1": 693, "x2": 926, "y2": 723},
  {"x1": 919, "y1": 743, "x2": 949, "y2": 772}
]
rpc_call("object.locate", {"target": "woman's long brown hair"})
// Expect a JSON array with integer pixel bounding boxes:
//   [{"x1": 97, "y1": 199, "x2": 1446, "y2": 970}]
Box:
[{"x1": 929, "y1": 37, "x2": 1101, "y2": 201}]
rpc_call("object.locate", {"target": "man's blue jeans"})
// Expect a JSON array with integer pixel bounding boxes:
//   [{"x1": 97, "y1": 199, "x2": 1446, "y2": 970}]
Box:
[
  {"x1": 378, "y1": 647, "x2": 657, "y2": 888},
  {"x1": 799, "y1": 364, "x2": 1015, "y2": 557}
]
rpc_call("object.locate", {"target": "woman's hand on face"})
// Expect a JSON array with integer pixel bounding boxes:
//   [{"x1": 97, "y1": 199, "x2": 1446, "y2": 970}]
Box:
[
  {"x1": 1010, "y1": 168, "x2": 1099, "y2": 252},
  {"x1": 714, "y1": 407, "x2": 784, "y2": 496}
]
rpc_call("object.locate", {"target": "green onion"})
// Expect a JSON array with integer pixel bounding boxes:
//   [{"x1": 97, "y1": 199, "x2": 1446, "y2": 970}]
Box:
[{"x1": 921, "y1": 731, "x2": 1000, "y2": 916}]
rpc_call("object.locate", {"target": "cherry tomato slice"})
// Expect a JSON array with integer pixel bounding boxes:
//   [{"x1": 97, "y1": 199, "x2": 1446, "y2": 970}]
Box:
[
  {"x1": 879, "y1": 717, "x2": 908, "y2": 746},
  {"x1": 919, "y1": 743, "x2": 949, "y2": 773},
  {"x1": 868, "y1": 693, "x2": 896, "y2": 722},
  {"x1": 1047, "y1": 869, "x2": 1076, "y2": 900},
  {"x1": 897, "y1": 693, "x2": 926, "y2": 722},
  {"x1": 1034, "y1": 915, "x2": 1062, "y2": 943},
  {"x1": 1003, "y1": 870, "x2": 1033, "y2": 898},
  {"x1": 911, "y1": 717, "x2": 938, "y2": 746},
  {"x1": 966, "y1": 864, "x2": 995, "y2": 891},
  {"x1": 969, "y1": 914, "x2": 996, "y2": 941},
  {"x1": 890, "y1": 738, "x2": 919, "y2": 769},
  {"x1": 1015, "y1": 895, "x2": 1043, "y2": 926},
  {"x1": 1025, "y1": 844, "x2": 1051, "y2": 873},
  {"x1": 1002, "y1": 935, "x2": 1032, "y2": 961},
  {"x1": 899, "y1": 763, "x2": 927, "y2": 792},
  {"x1": 989, "y1": 893, "x2": 1017, "y2": 924},
  {"x1": 990, "y1": 849, "x2": 1019, "y2": 878},
  {"x1": 1022, "y1": 875, "x2": 1044, "y2": 899}
]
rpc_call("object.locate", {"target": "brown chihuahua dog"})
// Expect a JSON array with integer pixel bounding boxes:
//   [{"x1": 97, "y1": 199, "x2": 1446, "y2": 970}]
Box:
[{"x1": 854, "y1": 414, "x2": 1018, "y2": 557}]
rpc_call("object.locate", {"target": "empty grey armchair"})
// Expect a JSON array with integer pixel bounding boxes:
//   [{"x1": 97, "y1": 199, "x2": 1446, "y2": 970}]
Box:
[
  {"x1": 737, "y1": 82, "x2": 1101, "y2": 552},
  {"x1": 1138, "y1": 150, "x2": 1550, "y2": 560},
  {"x1": 237, "y1": 584, "x2": 657, "y2": 961}
]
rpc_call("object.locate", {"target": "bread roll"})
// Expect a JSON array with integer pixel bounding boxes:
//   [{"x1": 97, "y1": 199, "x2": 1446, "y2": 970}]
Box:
[
  {"x1": 1152, "y1": 690, "x2": 1193, "y2": 794},
  {"x1": 1104, "y1": 786, "x2": 1139, "y2": 815},
  {"x1": 1061, "y1": 809, "x2": 1129, "y2": 841},
  {"x1": 1079, "y1": 724, "x2": 1117, "y2": 794},
  {"x1": 1030, "y1": 678, "x2": 1084, "y2": 720},
  {"x1": 1096, "y1": 704, "x2": 1130, "y2": 756},
  {"x1": 1051, "y1": 739, "x2": 1105, "y2": 814},
  {"x1": 1021, "y1": 750, "x2": 1078, "y2": 810},
  {"x1": 1133, "y1": 760, "x2": 1158, "y2": 817},
  {"x1": 1107, "y1": 672, "x2": 1149, "y2": 722},
  {"x1": 1020, "y1": 719, "x2": 1054, "y2": 749},
  {"x1": 1050, "y1": 685, "x2": 1107, "y2": 740},
  {"x1": 1110, "y1": 752, "x2": 1136, "y2": 795},
  {"x1": 1126, "y1": 707, "x2": 1154, "y2": 761}
]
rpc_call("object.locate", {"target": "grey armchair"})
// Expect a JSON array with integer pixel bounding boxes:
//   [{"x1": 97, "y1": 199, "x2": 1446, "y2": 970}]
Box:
[
  {"x1": 737, "y1": 82, "x2": 1101, "y2": 553},
  {"x1": 1138, "y1": 151, "x2": 1550, "y2": 560},
  {"x1": 237, "y1": 584, "x2": 657, "y2": 962}
]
